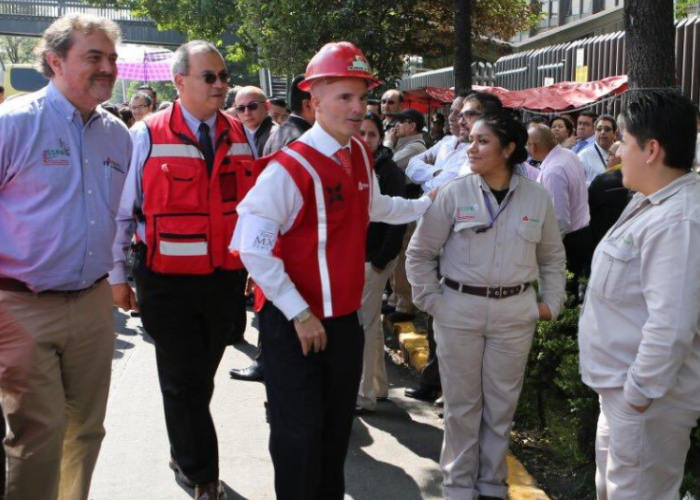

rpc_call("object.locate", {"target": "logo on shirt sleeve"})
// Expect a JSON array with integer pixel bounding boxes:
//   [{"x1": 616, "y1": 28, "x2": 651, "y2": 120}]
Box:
[{"x1": 42, "y1": 138, "x2": 71, "y2": 166}]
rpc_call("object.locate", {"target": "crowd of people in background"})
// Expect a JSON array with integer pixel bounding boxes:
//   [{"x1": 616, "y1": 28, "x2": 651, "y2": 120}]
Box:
[{"x1": 2, "y1": 12, "x2": 700, "y2": 500}]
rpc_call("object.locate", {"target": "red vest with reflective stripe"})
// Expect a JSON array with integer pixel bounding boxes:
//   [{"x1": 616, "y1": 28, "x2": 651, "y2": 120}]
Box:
[
  {"x1": 142, "y1": 102, "x2": 255, "y2": 275},
  {"x1": 265, "y1": 137, "x2": 373, "y2": 318}
]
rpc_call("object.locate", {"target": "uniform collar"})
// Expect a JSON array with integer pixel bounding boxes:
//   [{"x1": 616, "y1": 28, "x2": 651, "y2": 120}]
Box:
[
  {"x1": 477, "y1": 171, "x2": 521, "y2": 194},
  {"x1": 46, "y1": 81, "x2": 101, "y2": 127},
  {"x1": 307, "y1": 121, "x2": 351, "y2": 157},
  {"x1": 646, "y1": 172, "x2": 698, "y2": 205},
  {"x1": 179, "y1": 102, "x2": 217, "y2": 135}
]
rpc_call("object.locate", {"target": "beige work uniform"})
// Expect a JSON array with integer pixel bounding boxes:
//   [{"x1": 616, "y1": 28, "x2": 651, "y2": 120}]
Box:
[{"x1": 406, "y1": 173, "x2": 566, "y2": 500}]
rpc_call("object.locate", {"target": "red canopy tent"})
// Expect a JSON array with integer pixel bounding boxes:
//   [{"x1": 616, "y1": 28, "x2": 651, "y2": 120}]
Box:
[{"x1": 402, "y1": 75, "x2": 628, "y2": 113}]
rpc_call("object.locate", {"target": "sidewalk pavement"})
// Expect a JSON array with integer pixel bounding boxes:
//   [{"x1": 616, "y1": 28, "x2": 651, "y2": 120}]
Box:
[
  {"x1": 90, "y1": 308, "x2": 549, "y2": 500},
  {"x1": 90, "y1": 309, "x2": 445, "y2": 500}
]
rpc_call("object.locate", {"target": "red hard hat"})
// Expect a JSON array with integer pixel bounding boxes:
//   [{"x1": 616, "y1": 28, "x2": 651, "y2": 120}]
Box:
[{"x1": 299, "y1": 42, "x2": 383, "y2": 91}]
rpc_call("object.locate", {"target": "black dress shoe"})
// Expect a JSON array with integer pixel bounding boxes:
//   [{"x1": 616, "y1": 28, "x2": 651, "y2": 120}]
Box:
[
  {"x1": 404, "y1": 386, "x2": 440, "y2": 403},
  {"x1": 388, "y1": 311, "x2": 416, "y2": 323},
  {"x1": 195, "y1": 481, "x2": 226, "y2": 500},
  {"x1": 169, "y1": 458, "x2": 195, "y2": 488},
  {"x1": 229, "y1": 362, "x2": 264, "y2": 382}
]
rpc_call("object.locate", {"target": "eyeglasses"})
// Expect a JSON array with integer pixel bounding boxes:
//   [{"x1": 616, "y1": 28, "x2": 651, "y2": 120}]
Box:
[
  {"x1": 234, "y1": 101, "x2": 266, "y2": 113},
  {"x1": 381, "y1": 99, "x2": 396, "y2": 105},
  {"x1": 596, "y1": 126, "x2": 614, "y2": 132},
  {"x1": 130, "y1": 104, "x2": 150, "y2": 110},
  {"x1": 200, "y1": 71, "x2": 230, "y2": 85}
]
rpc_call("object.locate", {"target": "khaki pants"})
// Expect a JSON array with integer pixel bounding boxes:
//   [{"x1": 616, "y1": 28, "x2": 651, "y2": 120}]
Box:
[
  {"x1": 357, "y1": 260, "x2": 397, "y2": 411},
  {"x1": 0, "y1": 281, "x2": 114, "y2": 500},
  {"x1": 388, "y1": 223, "x2": 417, "y2": 314},
  {"x1": 595, "y1": 388, "x2": 700, "y2": 500},
  {"x1": 433, "y1": 286, "x2": 539, "y2": 500}
]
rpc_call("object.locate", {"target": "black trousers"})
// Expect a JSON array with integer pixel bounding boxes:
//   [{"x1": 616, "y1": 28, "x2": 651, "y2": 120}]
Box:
[
  {"x1": 260, "y1": 304, "x2": 364, "y2": 500},
  {"x1": 563, "y1": 225, "x2": 593, "y2": 298},
  {"x1": 229, "y1": 269, "x2": 248, "y2": 343},
  {"x1": 134, "y1": 257, "x2": 244, "y2": 484},
  {"x1": 418, "y1": 317, "x2": 441, "y2": 391}
]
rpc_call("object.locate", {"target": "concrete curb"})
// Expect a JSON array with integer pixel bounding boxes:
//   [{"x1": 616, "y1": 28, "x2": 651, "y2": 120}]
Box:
[{"x1": 391, "y1": 319, "x2": 551, "y2": 500}]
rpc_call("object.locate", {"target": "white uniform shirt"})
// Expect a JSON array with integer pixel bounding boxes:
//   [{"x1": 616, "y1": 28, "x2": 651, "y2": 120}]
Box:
[
  {"x1": 579, "y1": 173, "x2": 700, "y2": 411},
  {"x1": 578, "y1": 142, "x2": 608, "y2": 186},
  {"x1": 230, "y1": 122, "x2": 433, "y2": 320},
  {"x1": 406, "y1": 172, "x2": 566, "y2": 319},
  {"x1": 405, "y1": 135, "x2": 468, "y2": 191}
]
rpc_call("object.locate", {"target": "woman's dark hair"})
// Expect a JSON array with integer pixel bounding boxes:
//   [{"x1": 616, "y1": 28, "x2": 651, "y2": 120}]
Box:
[
  {"x1": 118, "y1": 106, "x2": 133, "y2": 125},
  {"x1": 464, "y1": 92, "x2": 503, "y2": 117},
  {"x1": 476, "y1": 112, "x2": 529, "y2": 169},
  {"x1": 364, "y1": 111, "x2": 385, "y2": 141},
  {"x1": 132, "y1": 91, "x2": 153, "y2": 108},
  {"x1": 550, "y1": 115, "x2": 575, "y2": 136},
  {"x1": 619, "y1": 90, "x2": 696, "y2": 170}
]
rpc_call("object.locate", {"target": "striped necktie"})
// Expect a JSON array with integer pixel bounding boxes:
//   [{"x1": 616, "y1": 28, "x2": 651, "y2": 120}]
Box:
[{"x1": 335, "y1": 147, "x2": 353, "y2": 177}]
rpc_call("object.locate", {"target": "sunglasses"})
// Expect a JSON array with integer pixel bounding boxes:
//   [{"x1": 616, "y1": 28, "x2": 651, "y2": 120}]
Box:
[
  {"x1": 596, "y1": 126, "x2": 614, "y2": 132},
  {"x1": 200, "y1": 71, "x2": 230, "y2": 85},
  {"x1": 381, "y1": 99, "x2": 396, "y2": 105},
  {"x1": 234, "y1": 101, "x2": 266, "y2": 113}
]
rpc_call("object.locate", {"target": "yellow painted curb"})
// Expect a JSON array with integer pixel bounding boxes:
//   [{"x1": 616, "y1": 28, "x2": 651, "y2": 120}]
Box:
[{"x1": 394, "y1": 319, "x2": 551, "y2": 500}]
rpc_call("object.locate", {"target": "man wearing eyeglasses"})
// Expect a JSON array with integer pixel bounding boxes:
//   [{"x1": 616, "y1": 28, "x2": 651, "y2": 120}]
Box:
[
  {"x1": 381, "y1": 88, "x2": 403, "y2": 147},
  {"x1": 232, "y1": 86, "x2": 277, "y2": 158},
  {"x1": 578, "y1": 114, "x2": 618, "y2": 186},
  {"x1": 110, "y1": 40, "x2": 255, "y2": 500}
]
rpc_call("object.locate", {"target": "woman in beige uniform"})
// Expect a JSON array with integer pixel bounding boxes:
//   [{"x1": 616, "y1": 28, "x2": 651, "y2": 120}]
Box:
[{"x1": 406, "y1": 112, "x2": 566, "y2": 500}]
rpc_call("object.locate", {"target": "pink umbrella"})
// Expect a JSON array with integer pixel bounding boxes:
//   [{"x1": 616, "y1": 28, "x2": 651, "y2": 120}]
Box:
[{"x1": 117, "y1": 45, "x2": 174, "y2": 82}]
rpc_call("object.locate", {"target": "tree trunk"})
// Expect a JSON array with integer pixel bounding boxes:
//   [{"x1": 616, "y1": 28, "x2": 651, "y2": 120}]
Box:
[
  {"x1": 454, "y1": 0, "x2": 472, "y2": 93},
  {"x1": 624, "y1": 0, "x2": 676, "y2": 89}
]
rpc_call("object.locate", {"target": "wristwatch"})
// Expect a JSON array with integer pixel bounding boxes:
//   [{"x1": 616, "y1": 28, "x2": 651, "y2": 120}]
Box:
[{"x1": 293, "y1": 308, "x2": 312, "y2": 323}]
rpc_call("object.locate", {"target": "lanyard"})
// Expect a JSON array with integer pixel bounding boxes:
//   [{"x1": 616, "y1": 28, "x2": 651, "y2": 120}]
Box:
[
  {"x1": 476, "y1": 188, "x2": 513, "y2": 233},
  {"x1": 593, "y1": 144, "x2": 607, "y2": 170}
]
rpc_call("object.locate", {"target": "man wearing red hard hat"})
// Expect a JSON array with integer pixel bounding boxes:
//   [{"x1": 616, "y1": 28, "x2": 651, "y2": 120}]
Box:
[{"x1": 231, "y1": 41, "x2": 436, "y2": 499}]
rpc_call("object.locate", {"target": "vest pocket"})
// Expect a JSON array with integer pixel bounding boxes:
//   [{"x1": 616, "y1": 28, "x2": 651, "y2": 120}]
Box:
[
  {"x1": 162, "y1": 163, "x2": 203, "y2": 210},
  {"x1": 220, "y1": 171, "x2": 238, "y2": 202},
  {"x1": 151, "y1": 215, "x2": 214, "y2": 274}
]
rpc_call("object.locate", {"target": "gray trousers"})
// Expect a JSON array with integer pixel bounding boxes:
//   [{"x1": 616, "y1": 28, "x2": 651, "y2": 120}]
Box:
[
  {"x1": 595, "y1": 388, "x2": 700, "y2": 500},
  {"x1": 357, "y1": 260, "x2": 397, "y2": 411},
  {"x1": 433, "y1": 286, "x2": 539, "y2": 500}
]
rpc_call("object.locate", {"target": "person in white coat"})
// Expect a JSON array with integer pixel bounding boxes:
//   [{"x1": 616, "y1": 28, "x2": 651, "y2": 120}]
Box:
[
  {"x1": 406, "y1": 112, "x2": 566, "y2": 500},
  {"x1": 579, "y1": 90, "x2": 700, "y2": 500}
]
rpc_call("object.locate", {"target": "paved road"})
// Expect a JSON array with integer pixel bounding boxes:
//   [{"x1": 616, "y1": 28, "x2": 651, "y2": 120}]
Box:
[{"x1": 90, "y1": 308, "x2": 444, "y2": 500}]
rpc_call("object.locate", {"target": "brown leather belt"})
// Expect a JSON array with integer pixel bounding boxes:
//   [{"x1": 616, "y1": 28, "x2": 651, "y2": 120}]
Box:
[
  {"x1": 443, "y1": 278, "x2": 530, "y2": 299},
  {"x1": 0, "y1": 274, "x2": 109, "y2": 295}
]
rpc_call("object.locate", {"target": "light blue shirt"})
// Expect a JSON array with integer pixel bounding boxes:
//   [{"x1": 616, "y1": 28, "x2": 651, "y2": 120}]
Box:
[
  {"x1": 0, "y1": 82, "x2": 132, "y2": 291},
  {"x1": 110, "y1": 103, "x2": 218, "y2": 284},
  {"x1": 571, "y1": 135, "x2": 595, "y2": 154}
]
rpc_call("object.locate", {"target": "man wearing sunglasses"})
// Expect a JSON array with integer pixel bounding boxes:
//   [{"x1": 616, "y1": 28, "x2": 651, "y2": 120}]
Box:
[
  {"x1": 111, "y1": 40, "x2": 255, "y2": 500},
  {"x1": 578, "y1": 114, "x2": 618, "y2": 186},
  {"x1": 381, "y1": 88, "x2": 403, "y2": 146},
  {"x1": 233, "y1": 86, "x2": 277, "y2": 158}
]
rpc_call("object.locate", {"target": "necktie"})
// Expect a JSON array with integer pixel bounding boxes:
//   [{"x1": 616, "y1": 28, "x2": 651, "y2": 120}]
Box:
[
  {"x1": 335, "y1": 147, "x2": 353, "y2": 178},
  {"x1": 198, "y1": 122, "x2": 214, "y2": 175}
]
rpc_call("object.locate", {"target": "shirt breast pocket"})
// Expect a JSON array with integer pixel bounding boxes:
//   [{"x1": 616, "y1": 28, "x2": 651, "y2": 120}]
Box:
[
  {"x1": 588, "y1": 240, "x2": 638, "y2": 301},
  {"x1": 515, "y1": 220, "x2": 542, "y2": 268},
  {"x1": 452, "y1": 224, "x2": 487, "y2": 267}
]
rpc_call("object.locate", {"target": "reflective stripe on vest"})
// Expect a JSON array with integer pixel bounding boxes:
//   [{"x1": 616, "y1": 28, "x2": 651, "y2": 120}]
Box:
[
  {"x1": 151, "y1": 144, "x2": 204, "y2": 159},
  {"x1": 284, "y1": 146, "x2": 334, "y2": 318}
]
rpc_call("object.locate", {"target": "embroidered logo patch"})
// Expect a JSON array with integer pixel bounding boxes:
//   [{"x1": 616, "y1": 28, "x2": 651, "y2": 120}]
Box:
[
  {"x1": 42, "y1": 138, "x2": 70, "y2": 166},
  {"x1": 357, "y1": 182, "x2": 370, "y2": 191},
  {"x1": 522, "y1": 215, "x2": 540, "y2": 223},
  {"x1": 326, "y1": 183, "x2": 344, "y2": 205},
  {"x1": 457, "y1": 204, "x2": 479, "y2": 221}
]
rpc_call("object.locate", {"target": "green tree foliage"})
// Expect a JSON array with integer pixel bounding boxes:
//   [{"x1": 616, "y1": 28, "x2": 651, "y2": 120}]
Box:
[
  {"x1": 236, "y1": 0, "x2": 540, "y2": 85},
  {"x1": 0, "y1": 36, "x2": 39, "y2": 65},
  {"x1": 675, "y1": 0, "x2": 700, "y2": 18}
]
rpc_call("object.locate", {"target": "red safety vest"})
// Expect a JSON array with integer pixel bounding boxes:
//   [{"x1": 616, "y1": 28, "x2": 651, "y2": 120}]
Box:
[
  {"x1": 254, "y1": 137, "x2": 374, "y2": 319},
  {"x1": 142, "y1": 102, "x2": 255, "y2": 275}
]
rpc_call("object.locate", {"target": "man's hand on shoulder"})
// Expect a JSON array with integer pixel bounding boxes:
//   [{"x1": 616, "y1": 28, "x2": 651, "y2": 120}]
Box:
[{"x1": 112, "y1": 283, "x2": 139, "y2": 312}]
